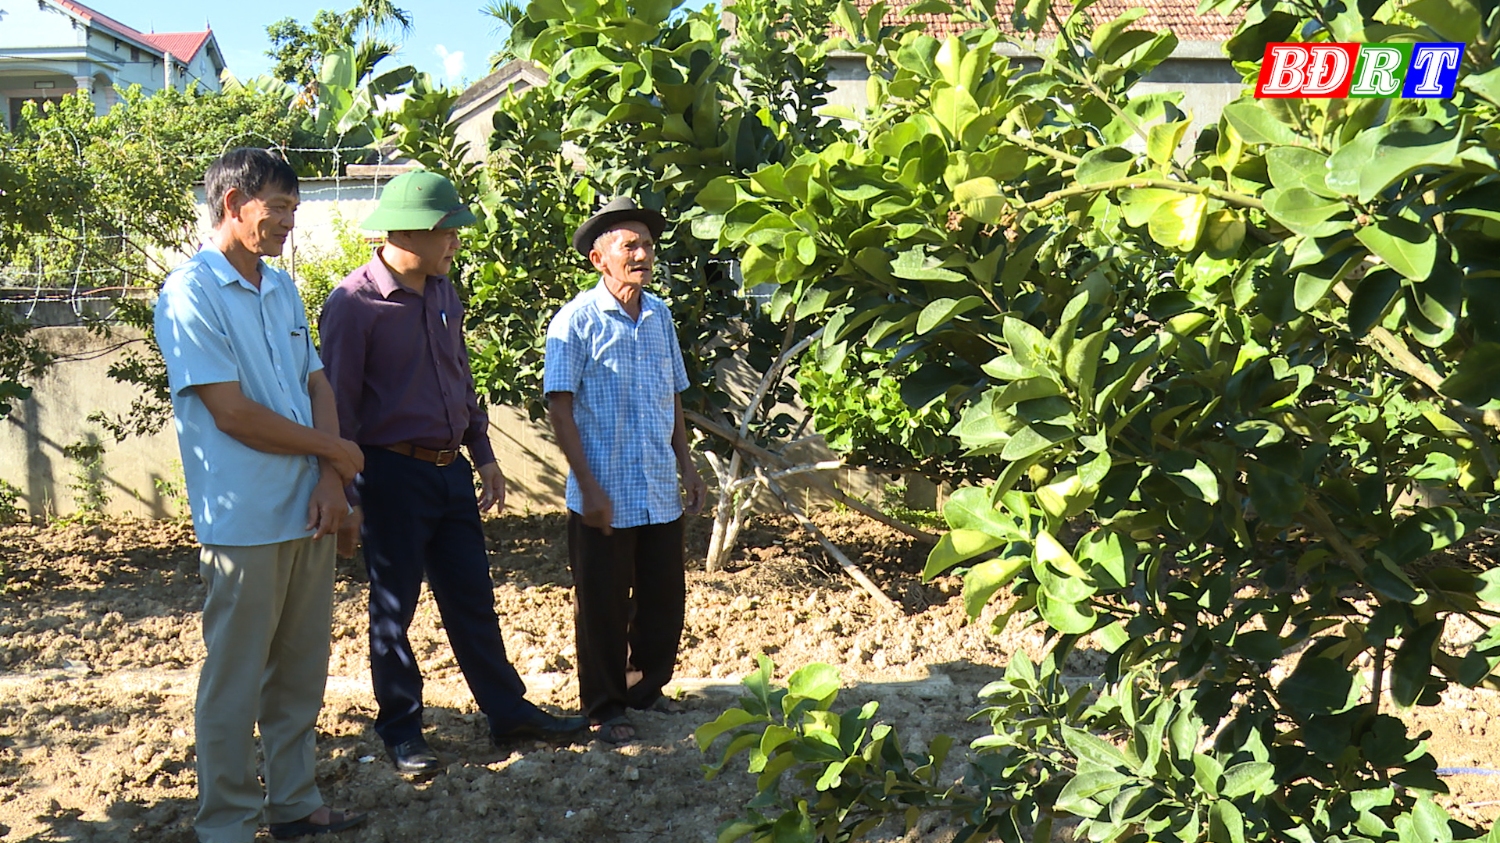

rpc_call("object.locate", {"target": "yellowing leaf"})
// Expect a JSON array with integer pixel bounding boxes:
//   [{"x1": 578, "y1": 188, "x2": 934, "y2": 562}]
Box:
[
  {"x1": 954, "y1": 177, "x2": 1006, "y2": 224},
  {"x1": 1147, "y1": 193, "x2": 1208, "y2": 250}
]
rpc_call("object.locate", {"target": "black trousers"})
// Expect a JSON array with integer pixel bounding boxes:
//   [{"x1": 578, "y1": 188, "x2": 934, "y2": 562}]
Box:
[
  {"x1": 567, "y1": 513, "x2": 686, "y2": 723},
  {"x1": 358, "y1": 447, "x2": 535, "y2": 746}
]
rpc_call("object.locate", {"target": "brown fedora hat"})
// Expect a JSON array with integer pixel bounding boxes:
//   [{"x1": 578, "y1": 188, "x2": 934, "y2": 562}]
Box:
[{"x1": 572, "y1": 196, "x2": 667, "y2": 256}]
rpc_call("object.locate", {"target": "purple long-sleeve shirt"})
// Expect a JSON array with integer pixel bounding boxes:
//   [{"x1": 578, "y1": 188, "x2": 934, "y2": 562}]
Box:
[{"x1": 318, "y1": 252, "x2": 496, "y2": 475}]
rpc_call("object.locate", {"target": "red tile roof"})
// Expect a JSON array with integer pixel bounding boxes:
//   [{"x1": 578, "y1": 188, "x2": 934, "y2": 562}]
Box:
[
  {"x1": 50, "y1": 0, "x2": 214, "y2": 60},
  {"x1": 848, "y1": 0, "x2": 1241, "y2": 43},
  {"x1": 140, "y1": 31, "x2": 213, "y2": 62}
]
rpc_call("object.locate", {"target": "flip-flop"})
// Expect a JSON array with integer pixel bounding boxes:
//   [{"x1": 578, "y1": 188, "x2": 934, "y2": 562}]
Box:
[
  {"x1": 590, "y1": 716, "x2": 636, "y2": 744},
  {"x1": 268, "y1": 808, "x2": 367, "y2": 839}
]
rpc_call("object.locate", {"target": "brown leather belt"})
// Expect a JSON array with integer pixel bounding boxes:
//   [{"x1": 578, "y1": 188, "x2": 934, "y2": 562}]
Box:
[{"x1": 383, "y1": 442, "x2": 461, "y2": 466}]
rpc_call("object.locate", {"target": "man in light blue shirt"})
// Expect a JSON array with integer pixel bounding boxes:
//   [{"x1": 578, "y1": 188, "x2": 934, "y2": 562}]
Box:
[
  {"x1": 154, "y1": 148, "x2": 366, "y2": 843},
  {"x1": 544, "y1": 197, "x2": 706, "y2": 744}
]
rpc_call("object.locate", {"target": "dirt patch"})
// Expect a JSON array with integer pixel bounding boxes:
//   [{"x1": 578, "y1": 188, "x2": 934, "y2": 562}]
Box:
[{"x1": 0, "y1": 513, "x2": 1496, "y2": 841}]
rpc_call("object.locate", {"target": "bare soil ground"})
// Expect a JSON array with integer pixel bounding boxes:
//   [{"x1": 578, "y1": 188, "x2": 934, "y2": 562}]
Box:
[{"x1": 0, "y1": 512, "x2": 1496, "y2": 843}]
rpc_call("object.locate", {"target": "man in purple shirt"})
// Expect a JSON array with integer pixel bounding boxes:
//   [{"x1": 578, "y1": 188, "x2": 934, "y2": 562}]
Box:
[{"x1": 319, "y1": 171, "x2": 586, "y2": 776}]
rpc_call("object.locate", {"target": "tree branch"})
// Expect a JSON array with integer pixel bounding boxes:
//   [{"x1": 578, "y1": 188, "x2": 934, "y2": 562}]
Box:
[
  {"x1": 688, "y1": 409, "x2": 941, "y2": 543},
  {"x1": 1024, "y1": 177, "x2": 1266, "y2": 212}
]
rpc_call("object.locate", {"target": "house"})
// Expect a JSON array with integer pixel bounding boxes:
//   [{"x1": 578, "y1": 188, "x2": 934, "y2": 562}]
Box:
[
  {"x1": 0, "y1": 0, "x2": 226, "y2": 129},
  {"x1": 449, "y1": 59, "x2": 549, "y2": 162},
  {"x1": 824, "y1": 0, "x2": 1243, "y2": 142}
]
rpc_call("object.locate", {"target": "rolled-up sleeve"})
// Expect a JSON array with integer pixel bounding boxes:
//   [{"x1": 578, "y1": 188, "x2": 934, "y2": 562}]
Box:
[{"x1": 154, "y1": 271, "x2": 238, "y2": 397}]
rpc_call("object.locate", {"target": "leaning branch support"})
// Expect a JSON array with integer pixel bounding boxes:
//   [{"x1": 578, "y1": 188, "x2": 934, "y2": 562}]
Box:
[
  {"x1": 762, "y1": 470, "x2": 900, "y2": 615},
  {"x1": 685, "y1": 409, "x2": 941, "y2": 544}
]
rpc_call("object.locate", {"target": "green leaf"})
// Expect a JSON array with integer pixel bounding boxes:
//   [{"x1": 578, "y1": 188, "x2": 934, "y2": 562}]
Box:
[
  {"x1": 931, "y1": 84, "x2": 980, "y2": 142},
  {"x1": 925, "y1": 529, "x2": 1006, "y2": 578},
  {"x1": 1280, "y1": 655, "x2": 1354, "y2": 714},
  {"x1": 1075, "y1": 528, "x2": 1132, "y2": 590},
  {"x1": 787, "y1": 663, "x2": 840, "y2": 702},
  {"x1": 1405, "y1": 0, "x2": 1481, "y2": 43},
  {"x1": 1075, "y1": 146, "x2": 1136, "y2": 185},
  {"x1": 1325, "y1": 118, "x2": 1461, "y2": 203},
  {"x1": 1193, "y1": 753, "x2": 1224, "y2": 795},
  {"x1": 1391, "y1": 620, "x2": 1444, "y2": 707},
  {"x1": 892, "y1": 248, "x2": 966, "y2": 282},
  {"x1": 1209, "y1": 799, "x2": 1246, "y2": 843},
  {"x1": 1159, "y1": 453, "x2": 1220, "y2": 505},
  {"x1": 1222, "y1": 100, "x2": 1300, "y2": 146},
  {"x1": 1266, "y1": 146, "x2": 1335, "y2": 197},
  {"x1": 1147, "y1": 119, "x2": 1190, "y2": 168},
  {"x1": 814, "y1": 759, "x2": 847, "y2": 791},
  {"x1": 1202, "y1": 210, "x2": 1245, "y2": 258},
  {"x1": 1037, "y1": 588, "x2": 1098, "y2": 634},
  {"x1": 1264, "y1": 188, "x2": 1352, "y2": 238},
  {"x1": 1062, "y1": 726, "x2": 1127, "y2": 768},
  {"x1": 1356, "y1": 217, "x2": 1436, "y2": 280},
  {"x1": 917, "y1": 296, "x2": 986, "y2": 334},
  {"x1": 1221, "y1": 761, "x2": 1275, "y2": 798},
  {"x1": 954, "y1": 177, "x2": 1006, "y2": 224},
  {"x1": 1439, "y1": 342, "x2": 1500, "y2": 405},
  {"x1": 695, "y1": 708, "x2": 768, "y2": 751},
  {"x1": 1409, "y1": 796, "x2": 1456, "y2": 843},
  {"x1": 942, "y1": 486, "x2": 1023, "y2": 536},
  {"x1": 1349, "y1": 269, "x2": 1402, "y2": 336},
  {"x1": 963, "y1": 555, "x2": 1030, "y2": 617}
]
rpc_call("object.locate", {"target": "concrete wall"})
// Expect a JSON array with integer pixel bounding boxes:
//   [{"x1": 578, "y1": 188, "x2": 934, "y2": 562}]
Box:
[
  {"x1": 2, "y1": 324, "x2": 185, "y2": 521},
  {"x1": 826, "y1": 40, "x2": 1245, "y2": 144}
]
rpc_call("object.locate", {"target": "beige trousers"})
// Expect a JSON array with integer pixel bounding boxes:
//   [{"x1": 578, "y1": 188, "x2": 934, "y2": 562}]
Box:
[{"x1": 193, "y1": 536, "x2": 335, "y2": 843}]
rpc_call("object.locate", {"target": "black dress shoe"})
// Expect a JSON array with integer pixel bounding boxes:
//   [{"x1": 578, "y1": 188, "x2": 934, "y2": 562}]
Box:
[
  {"x1": 492, "y1": 710, "x2": 589, "y2": 745},
  {"x1": 386, "y1": 737, "x2": 441, "y2": 775}
]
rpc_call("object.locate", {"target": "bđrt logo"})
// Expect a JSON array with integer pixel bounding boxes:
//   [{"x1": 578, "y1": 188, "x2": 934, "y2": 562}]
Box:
[{"x1": 1254, "y1": 43, "x2": 1465, "y2": 98}]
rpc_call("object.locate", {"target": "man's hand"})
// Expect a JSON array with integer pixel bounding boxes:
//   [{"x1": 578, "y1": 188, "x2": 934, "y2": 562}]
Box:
[
  {"x1": 581, "y1": 482, "x2": 614, "y2": 535},
  {"x1": 337, "y1": 506, "x2": 362, "y2": 558},
  {"x1": 307, "y1": 475, "x2": 348, "y2": 540},
  {"x1": 323, "y1": 437, "x2": 365, "y2": 483},
  {"x1": 682, "y1": 464, "x2": 707, "y2": 516},
  {"x1": 476, "y1": 462, "x2": 507, "y2": 513}
]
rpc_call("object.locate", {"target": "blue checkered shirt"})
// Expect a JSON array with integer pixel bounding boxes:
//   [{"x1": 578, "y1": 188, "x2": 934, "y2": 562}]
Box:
[{"x1": 543, "y1": 282, "x2": 690, "y2": 529}]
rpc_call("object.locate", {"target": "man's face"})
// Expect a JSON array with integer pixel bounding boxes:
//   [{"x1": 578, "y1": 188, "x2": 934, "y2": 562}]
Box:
[
  {"x1": 590, "y1": 222, "x2": 655, "y2": 289},
  {"x1": 225, "y1": 186, "x2": 298, "y2": 258},
  {"x1": 392, "y1": 227, "x2": 462, "y2": 277}
]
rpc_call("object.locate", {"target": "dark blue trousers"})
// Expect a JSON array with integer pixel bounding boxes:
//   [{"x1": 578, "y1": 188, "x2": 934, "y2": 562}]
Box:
[{"x1": 358, "y1": 447, "x2": 535, "y2": 746}]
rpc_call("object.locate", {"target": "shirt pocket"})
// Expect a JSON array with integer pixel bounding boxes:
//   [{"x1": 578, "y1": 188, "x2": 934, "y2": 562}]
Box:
[{"x1": 286, "y1": 323, "x2": 313, "y2": 384}]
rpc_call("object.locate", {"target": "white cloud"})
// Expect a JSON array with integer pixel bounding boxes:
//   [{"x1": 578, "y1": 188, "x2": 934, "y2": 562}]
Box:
[{"x1": 434, "y1": 45, "x2": 465, "y2": 83}]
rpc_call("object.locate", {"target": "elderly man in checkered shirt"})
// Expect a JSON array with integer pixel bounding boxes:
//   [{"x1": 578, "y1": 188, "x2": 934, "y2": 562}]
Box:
[{"x1": 543, "y1": 197, "x2": 707, "y2": 744}]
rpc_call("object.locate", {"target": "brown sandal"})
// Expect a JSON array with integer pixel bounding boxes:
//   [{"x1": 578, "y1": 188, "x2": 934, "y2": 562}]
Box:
[{"x1": 590, "y1": 716, "x2": 636, "y2": 744}]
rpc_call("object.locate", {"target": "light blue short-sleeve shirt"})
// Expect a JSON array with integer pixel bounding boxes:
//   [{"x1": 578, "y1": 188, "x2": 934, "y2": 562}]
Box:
[
  {"x1": 543, "y1": 283, "x2": 690, "y2": 529},
  {"x1": 154, "y1": 245, "x2": 324, "y2": 547}
]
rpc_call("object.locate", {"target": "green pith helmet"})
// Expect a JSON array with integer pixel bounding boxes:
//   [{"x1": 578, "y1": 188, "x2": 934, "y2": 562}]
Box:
[{"x1": 362, "y1": 170, "x2": 477, "y2": 232}]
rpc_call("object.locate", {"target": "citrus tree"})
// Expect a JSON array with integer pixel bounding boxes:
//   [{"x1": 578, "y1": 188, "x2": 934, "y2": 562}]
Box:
[{"x1": 692, "y1": 0, "x2": 1500, "y2": 838}]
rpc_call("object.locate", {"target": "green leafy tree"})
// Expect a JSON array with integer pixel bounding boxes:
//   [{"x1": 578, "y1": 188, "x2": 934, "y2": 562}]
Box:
[
  {"x1": 689, "y1": 0, "x2": 1500, "y2": 838},
  {"x1": 266, "y1": 0, "x2": 414, "y2": 89}
]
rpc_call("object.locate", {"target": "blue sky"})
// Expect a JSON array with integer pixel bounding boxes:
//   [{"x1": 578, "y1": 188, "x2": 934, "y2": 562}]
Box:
[{"x1": 86, "y1": 0, "x2": 510, "y2": 88}]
